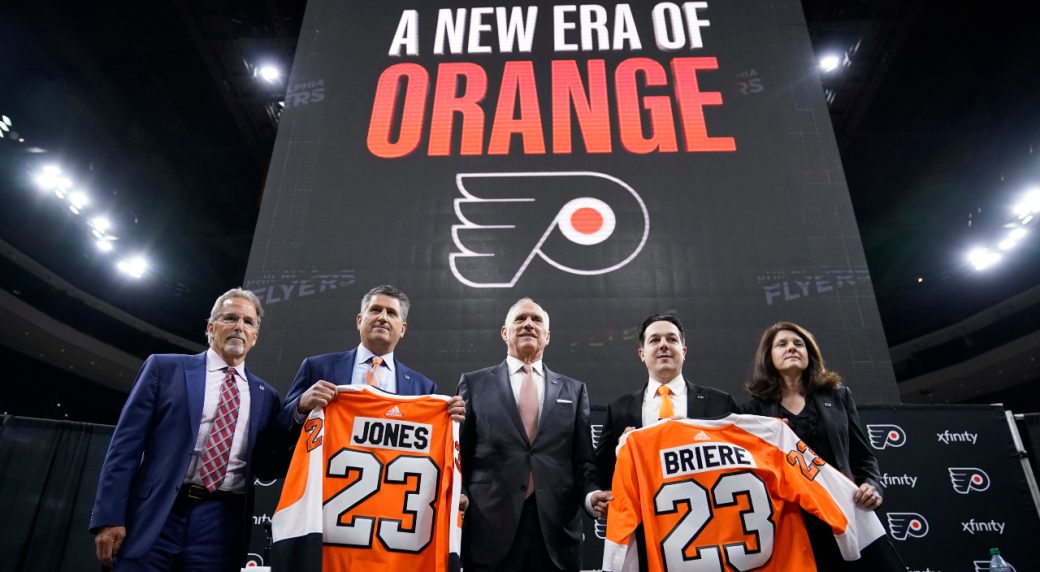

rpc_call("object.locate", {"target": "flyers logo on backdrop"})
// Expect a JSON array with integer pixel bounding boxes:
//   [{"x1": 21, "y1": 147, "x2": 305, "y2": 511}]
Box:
[
  {"x1": 450, "y1": 171, "x2": 650, "y2": 288},
  {"x1": 949, "y1": 467, "x2": 991, "y2": 494},
  {"x1": 886, "y1": 512, "x2": 929, "y2": 541},
  {"x1": 866, "y1": 424, "x2": 907, "y2": 450}
]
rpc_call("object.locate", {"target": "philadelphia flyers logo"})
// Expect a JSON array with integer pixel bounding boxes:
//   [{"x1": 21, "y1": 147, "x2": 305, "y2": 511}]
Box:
[
  {"x1": 948, "y1": 467, "x2": 990, "y2": 494},
  {"x1": 450, "y1": 171, "x2": 650, "y2": 288},
  {"x1": 886, "y1": 512, "x2": 929, "y2": 541},
  {"x1": 866, "y1": 424, "x2": 906, "y2": 450}
]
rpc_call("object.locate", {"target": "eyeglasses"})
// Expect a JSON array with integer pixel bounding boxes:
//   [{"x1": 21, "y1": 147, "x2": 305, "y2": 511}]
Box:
[{"x1": 215, "y1": 314, "x2": 259, "y2": 330}]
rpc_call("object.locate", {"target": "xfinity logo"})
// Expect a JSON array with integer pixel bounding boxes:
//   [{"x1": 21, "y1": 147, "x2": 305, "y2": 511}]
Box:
[
  {"x1": 879, "y1": 472, "x2": 917, "y2": 488},
  {"x1": 887, "y1": 512, "x2": 929, "y2": 540},
  {"x1": 450, "y1": 172, "x2": 649, "y2": 288},
  {"x1": 936, "y1": 430, "x2": 978, "y2": 445},
  {"x1": 949, "y1": 467, "x2": 990, "y2": 494},
  {"x1": 961, "y1": 519, "x2": 1005, "y2": 535},
  {"x1": 866, "y1": 424, "x2": 906, "y2": 449}
]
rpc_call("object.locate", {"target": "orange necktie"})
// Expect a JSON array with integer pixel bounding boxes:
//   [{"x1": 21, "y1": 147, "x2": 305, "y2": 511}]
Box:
[
  {"x1": 365, "y1": 356, "x2": 383, "y2": 387},
  {"x1": 657, "y1": 385, "x2": 674, "y2": 419}
]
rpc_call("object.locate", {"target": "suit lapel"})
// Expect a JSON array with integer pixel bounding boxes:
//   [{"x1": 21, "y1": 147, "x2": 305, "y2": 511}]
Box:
[
  {"x1": 813, "y1": 391, "x2": 843, "y2": 461},
  {"x1": 627, "y1": 385, "x2": 647, "y2": 428},
  {"x1": 396, "y1": 363, "x2": 416, "y2": 395},
  {"x1": 495, "y1": 361, "x2": 528, "y2": 441},
  {"x1": 244, "y1": 366, "x2": 265, "y2": 450},
  {"x1": 185, "y1": 352, "x2": 207, "y2": 444},
  {"x1": 333, "y1": 349, "x2": 358, "y2": 387},
  {"x1": 684, "y1": 380, "x2": 703, "y2": 418},
  {"x1": 538, "y1": 366, "x2": 563, "y2": 440}
]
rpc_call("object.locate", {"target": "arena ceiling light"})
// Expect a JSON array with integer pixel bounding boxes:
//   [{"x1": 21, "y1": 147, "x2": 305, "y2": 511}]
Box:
[
  {"x1": 116, "y1": 255, "x2": 148, "y2": 279},
  {"x1": 1013, "y1": 188, "x2": 1040, "y2": 220},
  {"x1": 68, "y1": 190, "x2": 90, "y2": 214},
  {"x1": 96, "y1": 239, "x2": 114, "y2": 253},
  {"x1": 89, "y1": 216, "x2": 111, "y2": 233},
  {"x1": 966, "y1": 247, "x2": 1001, "y2": 271},
  {"x1": 34, "y1": 164, "x2": 73, "y2": 197},
  {"x1": 818, "y1": 54, "x2": 841, "y2": 73},
  {"x1": 257, "y1": 64, "x2": 282, "y2": 83}
]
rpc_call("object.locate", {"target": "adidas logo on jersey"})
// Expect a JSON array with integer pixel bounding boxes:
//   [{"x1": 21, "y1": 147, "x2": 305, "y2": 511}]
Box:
[
  {"x1": 385, "y1": 405, "x2": 403, "y2": 418},
  {"x1": 694, "y1": 431, "x2": 711, "y2": 441}
]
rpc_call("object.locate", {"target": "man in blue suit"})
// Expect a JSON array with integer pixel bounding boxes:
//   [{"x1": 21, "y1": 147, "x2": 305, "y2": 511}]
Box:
[
  {"x1": 284, "y1": 284, "x2": 464, "y2": 427},
  {"x1": 90, "y1": 288, "x2": 287, "y2": 571}
]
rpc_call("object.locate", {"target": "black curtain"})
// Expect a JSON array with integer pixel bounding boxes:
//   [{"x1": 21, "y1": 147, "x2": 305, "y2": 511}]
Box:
[{"x1": 0, "y1": 415, "x2": 113, "y2": 572}]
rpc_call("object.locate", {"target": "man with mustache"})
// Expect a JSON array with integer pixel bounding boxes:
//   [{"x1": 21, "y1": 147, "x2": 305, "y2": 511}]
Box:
[
  {"x1": 285, "y1": 284, "x2": 464, "y2": 431},
  {"x1": 457, "y1": 298, "x2": 609, "y2": 572},
  {"x1": 593, "y1": 314, "x2": 738, "y2": 517},
  {"x1": 90, "y1": 288, "x2": 287, "y2": 571}
]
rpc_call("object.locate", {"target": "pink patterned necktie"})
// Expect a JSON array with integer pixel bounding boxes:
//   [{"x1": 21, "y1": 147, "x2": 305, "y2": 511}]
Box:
[
  {"x1": 199, "y1": 366, "x2": 242, "y2": 492},
  {"x1": 518, "y1": 364, "x2": 539, "y2": 498}
]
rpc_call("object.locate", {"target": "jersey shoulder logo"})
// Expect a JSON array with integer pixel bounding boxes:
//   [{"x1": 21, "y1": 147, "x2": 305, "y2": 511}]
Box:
[
  {"x1": 948, "y1": 467, "x2": 990, "y2": 494},
  {"x1": 866, "y1": 424, "x2": 907, "y2": 449},
  {"x1": 450, "y1": 171, "x2": 649, "y2": 288}
]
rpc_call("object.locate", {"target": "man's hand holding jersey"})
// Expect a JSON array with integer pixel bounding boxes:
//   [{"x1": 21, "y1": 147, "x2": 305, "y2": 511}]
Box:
[{"x1": 296, "y1": 379, "x2": 466, "y2": 424}]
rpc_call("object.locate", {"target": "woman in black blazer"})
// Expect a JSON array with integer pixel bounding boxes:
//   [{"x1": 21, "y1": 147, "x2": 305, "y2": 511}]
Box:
[{"x1": 741, "y1": 321, "x2": 902, "y2": 571}]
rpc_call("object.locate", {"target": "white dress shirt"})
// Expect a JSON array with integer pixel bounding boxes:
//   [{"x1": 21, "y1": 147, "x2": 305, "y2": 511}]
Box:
[
  {"x1": 354, "y1": 344, "x2": 397, "y2": 393},
  {"x1": 641, "y1": 374, "x2": 688, "y2": 427},
  {"x1": 506, "y1": 355, "x2": 545, "y2": 419},
  {"x1": 185, "y1": 349, "x2": 252, "y2": 492}
]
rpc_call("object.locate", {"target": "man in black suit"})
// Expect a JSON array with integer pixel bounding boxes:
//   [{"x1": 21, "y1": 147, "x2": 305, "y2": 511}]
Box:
[
  {"x1": 457, "y1": 298, "x2": 610, "y2": 572},
  {"x1": 594, "y1": 314, "x2": 738, "y2": 501}
]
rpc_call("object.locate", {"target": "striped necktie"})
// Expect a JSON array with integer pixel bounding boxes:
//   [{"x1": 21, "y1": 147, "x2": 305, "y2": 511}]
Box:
[{"x1": 365, "y1": 356, "x2": 384, "y2": 387}]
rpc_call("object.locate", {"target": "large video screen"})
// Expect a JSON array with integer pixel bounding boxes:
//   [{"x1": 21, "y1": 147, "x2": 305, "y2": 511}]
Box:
[{"x1": 244, "y1": 0, "x2": 899, "y2": 405}]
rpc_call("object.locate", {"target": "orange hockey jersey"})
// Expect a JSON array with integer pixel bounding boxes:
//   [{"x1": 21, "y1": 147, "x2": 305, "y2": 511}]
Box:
[
  {"x1": 271, "y1": 385, "x2": 462, "y2": 571},
  {"x1": 602, "y1": 415, "x2": 885, "y2": 572}
]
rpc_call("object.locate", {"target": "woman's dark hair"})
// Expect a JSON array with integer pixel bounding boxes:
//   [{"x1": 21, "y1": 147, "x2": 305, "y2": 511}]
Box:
[{"x1": 745, "y1": 321, "x2": 842, "y2": 401}]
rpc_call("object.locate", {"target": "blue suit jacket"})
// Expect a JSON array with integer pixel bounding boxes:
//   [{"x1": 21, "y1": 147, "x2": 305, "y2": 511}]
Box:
[
  {"x1": 89, "y1": 352, "x2": 285, "y2": 560},
  {"x1": 283, "y1": 347, "x2": 437, "y2": 424}
]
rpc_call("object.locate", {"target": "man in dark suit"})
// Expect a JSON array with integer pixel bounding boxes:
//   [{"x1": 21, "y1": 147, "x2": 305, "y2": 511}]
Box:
[
  {"x1": 594, "y1": 314, "x2": 738, "y2": 499},
  {"x1": 90, "y1": 288, "x2": 287, "y2": 571},
  {"x1": 457, "y1": 298, "x2": 610, "y2": 572},
  {"x1": 284, "y1": 284, "x2": 464, "y2": 426}
]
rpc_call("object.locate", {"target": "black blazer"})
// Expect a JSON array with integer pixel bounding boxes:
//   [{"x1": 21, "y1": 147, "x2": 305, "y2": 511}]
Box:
[
  {"x1": 594, "y1": 380, "x2": 738, "y2": 488},
  {"x1": 741, "y1": 385, "x2": 881, "y2": 491},
  {"x1": 457, "y1": 360, "x2": 599, "y2": 570}
]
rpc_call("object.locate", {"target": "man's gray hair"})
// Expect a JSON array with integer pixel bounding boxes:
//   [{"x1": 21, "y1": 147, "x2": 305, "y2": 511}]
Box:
[
  {"x1": 503, "y1": 297, "x2": 550, "y2": 331},
  {"x1": 205, "y1": 287, "x2": 263, "y2": 342},
  {"x1": 360, "y1": 284, "x2": 410, "y2": 321}
]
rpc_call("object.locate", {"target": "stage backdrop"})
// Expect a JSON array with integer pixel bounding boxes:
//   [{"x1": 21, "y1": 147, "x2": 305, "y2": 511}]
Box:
[{"x1": 243, "y1": 0, "x2": 898, "y2": 404}]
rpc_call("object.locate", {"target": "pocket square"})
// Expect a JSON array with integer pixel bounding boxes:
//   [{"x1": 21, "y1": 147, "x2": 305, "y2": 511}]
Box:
[{"x1": 557, "y1": 399, "x2": 574, "y2": 404}]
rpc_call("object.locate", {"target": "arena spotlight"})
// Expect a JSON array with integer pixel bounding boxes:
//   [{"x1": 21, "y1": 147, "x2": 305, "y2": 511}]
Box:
[
  {"x1": 966, "y1": 247, "x2": 1002, "y2": 271},
  {"x1": 34, "y1": 165, "x2": 66, "y2": 190},
  {"x1": 116, "y1": 255, "x2": 148, "y2": 279},
  {"x1": 68, "y1": 190, "x2": 89, "y2": 214},
  {"x1": 96, "y1": 239, "x2": 114, "y2": 253},
  {"x1": 819, "y1": 54, "x2": 841, "y2": 73},
  {"x1": 257, "y1": 64, "x2": 281, "y2": 83},
  {"x1": 1013, "y1": 188, "x2": 1040, "y2": 219},
  {"x1": 89, "y1": 216, "x2": 112, "y2": 233}
]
